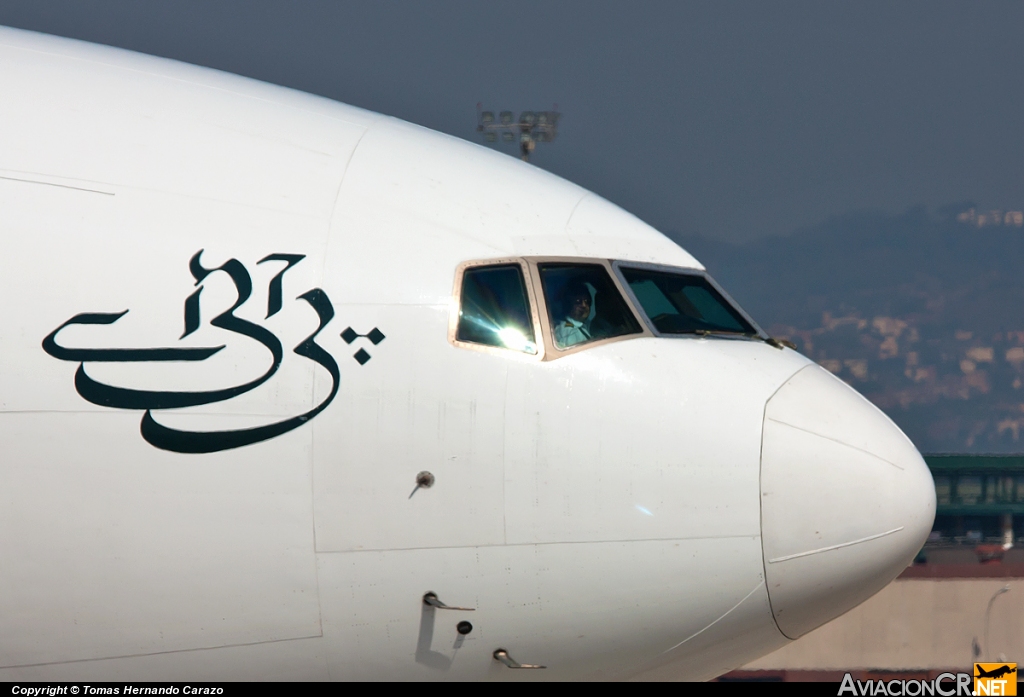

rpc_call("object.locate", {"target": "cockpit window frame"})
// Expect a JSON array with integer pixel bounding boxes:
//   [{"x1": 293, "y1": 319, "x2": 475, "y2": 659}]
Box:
[
  {"x1": 452, "y1": 257, "x2": 768, "y2": 360},
  {"x1": 523, "y1": 256, "x2": 654, "y2": 359},
  {"x1": 448, "y1": 258, "x2": 547, "y2": 361},
  {"x1": 610, "y1": 260, "x2": 769, "y2": 341}
]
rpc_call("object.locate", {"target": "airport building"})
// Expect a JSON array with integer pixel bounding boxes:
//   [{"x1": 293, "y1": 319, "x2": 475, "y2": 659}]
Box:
[{"x1": 722, "y1": 455, "x2": 1024, "y2": 681}]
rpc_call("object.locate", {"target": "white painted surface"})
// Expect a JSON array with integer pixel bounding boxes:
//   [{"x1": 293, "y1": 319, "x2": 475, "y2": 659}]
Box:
[
  {"x1": 503, "y1": 338, "x2": 810, "y2": 544},
  {"x1": 312, "y1": 306, "x2": 508, "y2": 551},
  {"x1": 760, "y1": 365, "x2": 937, "y2": 639},
  {"x1": 314, "y1": 538, "x2": 774, "y2": 681},
  {"x1": 0, "y1": 412, "x2": 321, "y2": 666}
]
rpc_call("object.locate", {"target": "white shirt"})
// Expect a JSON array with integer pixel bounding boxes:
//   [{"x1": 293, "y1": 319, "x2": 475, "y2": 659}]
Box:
[{"x1": 554, "y1": 317, "x2": 591, "y2": 348}]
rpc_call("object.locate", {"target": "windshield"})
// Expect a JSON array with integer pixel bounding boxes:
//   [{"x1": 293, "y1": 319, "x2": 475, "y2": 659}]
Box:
[
  {"x1": 457, "y1": 264, "x2": 538, "y2": 353},
  {"x1": 619, "y1": 267, "x2": 758, "y2": 336},
  {"x1": 537, "y1": 263, "x2": 642, "y2": 349}
]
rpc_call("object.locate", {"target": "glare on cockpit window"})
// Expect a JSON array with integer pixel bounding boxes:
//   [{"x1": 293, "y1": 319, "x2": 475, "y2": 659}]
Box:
[{"x1": 457, "y1": 264, "x2": 537, "y2": 354}]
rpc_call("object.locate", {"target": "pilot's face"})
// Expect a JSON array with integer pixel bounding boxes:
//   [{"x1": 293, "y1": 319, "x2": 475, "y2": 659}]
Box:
[{"x1": 569, "y1": 294, "x2": 591, "y2": 322}]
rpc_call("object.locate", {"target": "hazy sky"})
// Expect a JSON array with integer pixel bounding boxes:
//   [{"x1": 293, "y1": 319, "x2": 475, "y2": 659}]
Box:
[{"x1": 2, "y1": 1, "x2": 1023, "y2": 242}]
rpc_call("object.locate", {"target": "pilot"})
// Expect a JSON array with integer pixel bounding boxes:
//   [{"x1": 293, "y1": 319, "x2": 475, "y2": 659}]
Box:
[{"x1": 554, "y1": 283, "x2": 594, "y2": 348}]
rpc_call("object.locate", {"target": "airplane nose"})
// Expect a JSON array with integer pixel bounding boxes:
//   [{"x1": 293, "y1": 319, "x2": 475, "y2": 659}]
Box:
[{"x1": 760, "y1": 364, "x2": 936, "y2": 639}]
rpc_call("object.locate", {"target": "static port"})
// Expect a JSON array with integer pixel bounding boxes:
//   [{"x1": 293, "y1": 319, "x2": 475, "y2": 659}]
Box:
[{"x1": 457, "y1": 621, "x2": 473, "y2": 635}]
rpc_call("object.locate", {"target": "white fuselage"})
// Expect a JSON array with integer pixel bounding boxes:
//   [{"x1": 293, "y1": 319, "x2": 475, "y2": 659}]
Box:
[{"x1": 0, "y1": 28, "x2": 935, "y2": 681}]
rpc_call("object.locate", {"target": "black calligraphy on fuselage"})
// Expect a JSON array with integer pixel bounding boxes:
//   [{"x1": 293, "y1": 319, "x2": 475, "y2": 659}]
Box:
[{"x1": 43, "y1": 250, "x2": 353, "y2": 454}]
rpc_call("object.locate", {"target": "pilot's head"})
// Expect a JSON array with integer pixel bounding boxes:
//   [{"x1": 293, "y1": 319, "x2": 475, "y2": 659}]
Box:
[{"x1": 565, "y1": 283, "x2": 592, "y2": 322}]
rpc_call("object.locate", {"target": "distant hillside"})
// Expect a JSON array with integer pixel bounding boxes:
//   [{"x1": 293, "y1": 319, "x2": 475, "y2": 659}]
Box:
[{"x1": 672, "y1": 208, "x2": 1024, "y2": 454}]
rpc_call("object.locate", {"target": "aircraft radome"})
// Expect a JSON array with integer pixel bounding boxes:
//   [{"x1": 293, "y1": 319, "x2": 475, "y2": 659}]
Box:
[{"x1": 0, "y1": 26, "x2": 935, "y2": 681}]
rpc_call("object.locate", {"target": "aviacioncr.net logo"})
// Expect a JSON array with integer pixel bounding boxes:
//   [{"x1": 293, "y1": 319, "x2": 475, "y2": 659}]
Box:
[
  {"x1": 839, "y1": 673, "x2": 973, "y2": 697},
  {"x1": 974, "y1": 663, "x2": 1017, "y2": 696}
]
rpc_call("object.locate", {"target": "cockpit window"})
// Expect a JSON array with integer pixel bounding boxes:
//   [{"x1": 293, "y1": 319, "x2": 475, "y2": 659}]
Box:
[
  {"x1": 457, "y1": 264, "x2": 538, "y2": 353},
  {"x1": 537, "y1": 263, "x2": 642, "y2": 349},
  {"x1": 619, "y1": 266, "x2": 757, "y2": 337}
]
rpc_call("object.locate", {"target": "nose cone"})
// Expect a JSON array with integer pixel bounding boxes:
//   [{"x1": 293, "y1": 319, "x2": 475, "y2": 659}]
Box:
[{"x1": 760, "y1": 365, "x2": 935, "y2": 639}]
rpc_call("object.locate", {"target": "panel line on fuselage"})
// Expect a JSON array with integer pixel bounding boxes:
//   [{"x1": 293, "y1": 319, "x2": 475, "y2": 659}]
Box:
[
  {"x1": 0, "y1": 634, "x2": 323, "y2": 671},
  {"x1": 661, "y1": 580, "x2": 765, "y2": 654},
  {"x1": 766, "y1": 527, "x2": 905, "y2": 564},
  {"x1": 766, "y1": 416, "x2": 907, "y2": 471},
  {"x1": 312, "y1": 535, "x2": 763, "y2": 555},
  {"x1": 0, "y1": 174, "x2": 114, "y2": 196}
]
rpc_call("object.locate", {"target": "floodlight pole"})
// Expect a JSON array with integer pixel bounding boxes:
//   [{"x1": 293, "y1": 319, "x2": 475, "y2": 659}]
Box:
[
  {"x1": 984, "y1": 584, "x2": 1011, "y2": 661},
  {"x1": 520, "y1": 136, "x2": 535, "y2": 162},
  {"x1": 477, "y1": 104, "x2": 560, "y2": 163}
]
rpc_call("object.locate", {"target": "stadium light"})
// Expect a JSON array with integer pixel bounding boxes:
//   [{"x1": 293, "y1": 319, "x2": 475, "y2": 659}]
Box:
[{"x1": 477, "y1": 103, "x2": 560, "y2": 163}]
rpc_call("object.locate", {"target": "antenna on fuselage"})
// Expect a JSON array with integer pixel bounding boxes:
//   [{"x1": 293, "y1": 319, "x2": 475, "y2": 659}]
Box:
[{"x1": 476, "y1": 103, "x2": 560, "y2": 163}]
